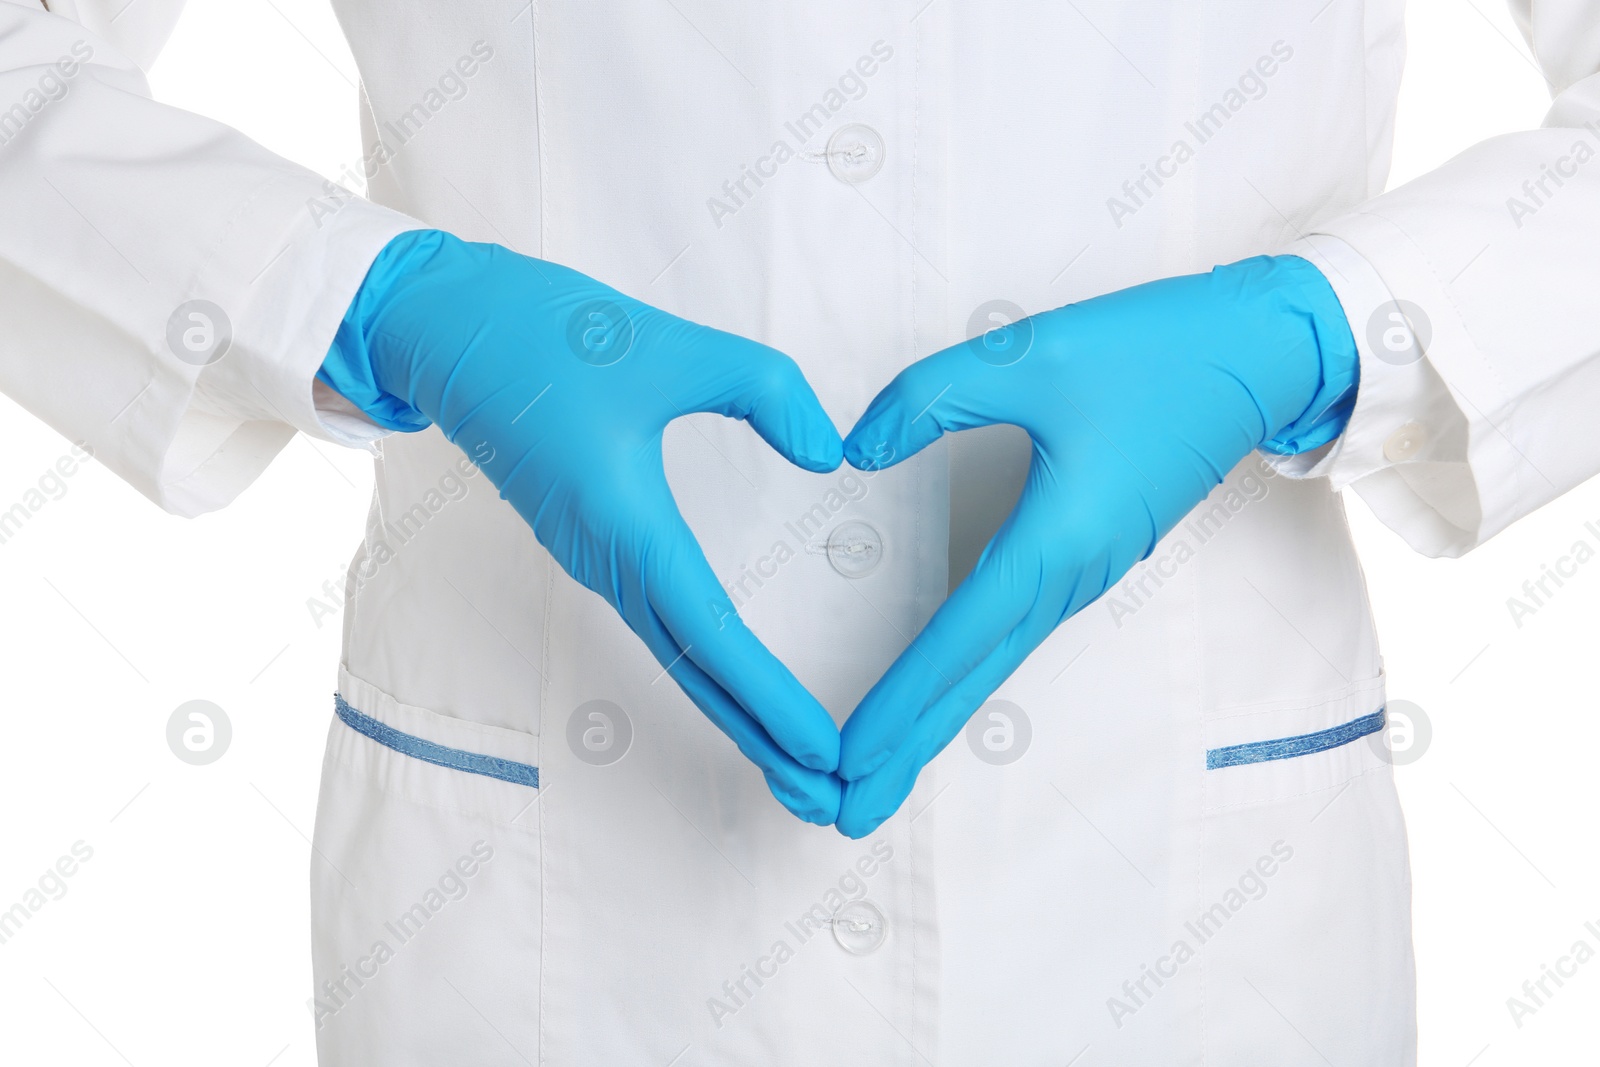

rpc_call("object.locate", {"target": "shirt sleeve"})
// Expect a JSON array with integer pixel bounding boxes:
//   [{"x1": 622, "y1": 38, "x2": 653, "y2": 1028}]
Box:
[
  {"x1": 1267, "y1": 0, "x2": 1600, "y2": 558},
  {"x1": 0, "y1": 0, "x2": 421, "y2": 517}
]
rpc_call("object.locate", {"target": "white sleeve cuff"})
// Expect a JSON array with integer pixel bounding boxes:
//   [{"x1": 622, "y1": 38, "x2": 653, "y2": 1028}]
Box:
[
  {"x1": 145, "y1": 193, "x2": 421, "y2": 516},
  {"x1": 1267, "y1": 231, "x2": 1500, "y2": 558}
]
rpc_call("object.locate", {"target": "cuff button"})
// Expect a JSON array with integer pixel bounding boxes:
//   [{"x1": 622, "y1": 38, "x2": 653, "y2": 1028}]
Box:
[{"x1": 1383, "y1": 422, "x2": 1427, "y2": 463}]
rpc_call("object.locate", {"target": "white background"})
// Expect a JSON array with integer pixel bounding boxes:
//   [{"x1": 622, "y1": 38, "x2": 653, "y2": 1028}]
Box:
[{"x1": 1, "y1": 1, "x2": 1596, "y2": 1064}]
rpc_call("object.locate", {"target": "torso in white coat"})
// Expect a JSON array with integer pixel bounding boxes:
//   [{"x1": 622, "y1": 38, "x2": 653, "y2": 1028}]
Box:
[{"x1": 308, "y1": 3, "x2": 1408, "y2": 1064}]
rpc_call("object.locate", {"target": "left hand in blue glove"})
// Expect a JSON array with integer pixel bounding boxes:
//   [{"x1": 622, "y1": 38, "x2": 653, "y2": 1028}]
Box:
[
  {"x1": 833, "y1": 255, "x2": 1359, "y2": 838},
  {"x1": 321, "y1": 230, "x2": 847, "y2": 824}
]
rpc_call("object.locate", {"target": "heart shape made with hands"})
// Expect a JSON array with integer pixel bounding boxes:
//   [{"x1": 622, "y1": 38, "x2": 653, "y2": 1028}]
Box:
[{"x1": 366, "y1": 236, "x2": 1341, "y2": 841}]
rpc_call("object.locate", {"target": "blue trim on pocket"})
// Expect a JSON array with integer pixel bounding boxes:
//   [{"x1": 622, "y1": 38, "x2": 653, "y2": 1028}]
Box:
[
  {"x1": 334, "y1": 693, "x2": 539, "y2": 788},
  {"x1": 1206, "y1": 707, "x2": 1386, "y2": 771}
]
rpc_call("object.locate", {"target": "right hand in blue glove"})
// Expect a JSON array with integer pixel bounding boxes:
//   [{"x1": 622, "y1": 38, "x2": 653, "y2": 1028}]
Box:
[
  {"x1": 320, "y1": 230, "x2": 845, "y2": 823},
  {"x1": 832, "y1": 255, "x2": 1359, "y2": 837}
]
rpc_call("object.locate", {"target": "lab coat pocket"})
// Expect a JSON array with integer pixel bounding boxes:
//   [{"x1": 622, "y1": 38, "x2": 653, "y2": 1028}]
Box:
[
  {"x1": 309, "y1": 668, "x2": 541, "y2": 1067},
  {"x1": 1201, "y1": 674, "x2": 1389, "y2": 813}
]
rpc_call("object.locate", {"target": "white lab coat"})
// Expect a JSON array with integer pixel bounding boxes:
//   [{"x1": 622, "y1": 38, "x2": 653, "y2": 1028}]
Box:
[{"x1": 3, "y1": 0, "x2": 1599, "y2": 1063}]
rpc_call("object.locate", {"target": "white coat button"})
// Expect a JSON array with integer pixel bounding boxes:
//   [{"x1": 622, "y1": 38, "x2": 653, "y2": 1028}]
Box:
[
  {"x1": 826, "y1": 124, "x2": 885, "y2": 183},
  {"x1": 831, "y1": 899, "x2": 887, "y2": 955},
  {"x1": 1383, "y1": 422, "x2": 1427, "y2": 463},
  {"x1": 826, "y1": 521, "x2": 884, "y2": 578}
]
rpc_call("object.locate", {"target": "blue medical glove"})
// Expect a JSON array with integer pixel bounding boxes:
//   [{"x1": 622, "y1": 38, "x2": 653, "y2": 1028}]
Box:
[
  {"x1": 833, "y1": 255, "x2": 1358, "y2": 837},
  {"x1": 320, "y1": 229, "x2": 846, "y2": 823}
]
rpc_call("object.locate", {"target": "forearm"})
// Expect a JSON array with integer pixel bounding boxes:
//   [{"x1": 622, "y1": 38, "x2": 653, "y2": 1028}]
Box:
[
  {"x1": 1271, "y1": 0, "x2": 1600, "y2": 556},
  {"x1": 0, "y1": 2, "x2": 418, "y2": 515}
]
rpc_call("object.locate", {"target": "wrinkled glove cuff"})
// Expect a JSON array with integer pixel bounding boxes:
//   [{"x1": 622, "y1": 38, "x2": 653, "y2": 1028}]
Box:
[
  {"x1": 1258, "y1": 254, "x2": 1360, "y2": 456},
  {"x1": 317, "y1": 229, "x2": 443, "y2": 434}
]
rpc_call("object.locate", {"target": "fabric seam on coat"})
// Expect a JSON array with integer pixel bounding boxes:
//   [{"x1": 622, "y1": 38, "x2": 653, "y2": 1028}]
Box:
[
  {"x1": 911, "y1": 16, "x2": 924, "y2": 1063},
  {"x1": 529, "y1": 6, "x2": 551, "y2": 1063}
]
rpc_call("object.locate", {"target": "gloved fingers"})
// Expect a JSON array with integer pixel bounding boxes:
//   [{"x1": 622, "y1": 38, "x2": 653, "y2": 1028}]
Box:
[
  {"x1": 835, "y1": 762, "x2": 919, "y2": 840},
  {"x1": 620, "y1": 579, "x2": 841, "y2": 824},
  {"x1": 662, "y1": 660, "x2": 840, "y2": 826},
  {"x1": 842, "y1": 341, "x2": 994, "y2": 471},
  {"x1": 668, "y1": 658, "x2": 841, "y2": 825},
  {"x1": 764, "y1": 762, "x2": 843, "y2": 827},
  {"x1": 838, "y1": 496, "x2": 1057, "y2": 779},
  {"x1": 666, "y1": 665, "x2": 841, "y2": 826},
  {"x1": 835, "y1": 591, "x2": 1066, "y2": 838},
  {"x1": 643, "y1": 518, "x2": 841, "y2": 774},
  {"x1": 663, "y1": 330, "x2": 843, "y2": 474}
]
